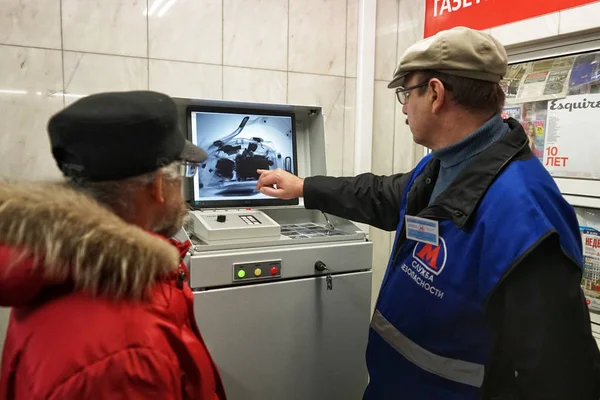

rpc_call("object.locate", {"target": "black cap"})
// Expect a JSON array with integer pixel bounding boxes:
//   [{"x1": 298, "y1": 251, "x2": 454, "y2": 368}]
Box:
[{"x1": 48, "y1": 91, "x2": 207, "y2": 182}]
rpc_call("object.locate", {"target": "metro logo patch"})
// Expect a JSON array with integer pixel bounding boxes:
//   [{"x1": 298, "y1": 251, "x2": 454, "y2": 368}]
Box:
[{"x1": 413, "y1": 238, "x2": 447, "y2": 276}]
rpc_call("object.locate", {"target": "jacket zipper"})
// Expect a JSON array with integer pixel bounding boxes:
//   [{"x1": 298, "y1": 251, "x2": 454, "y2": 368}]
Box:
[{"x1": 176, "y1": 267, "x2": 186, "y2": 290}]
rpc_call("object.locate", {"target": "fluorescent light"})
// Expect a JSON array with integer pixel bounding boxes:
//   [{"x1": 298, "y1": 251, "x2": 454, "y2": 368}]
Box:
[
  {"x1": 157, "y1": 0, "x2": 176, "y2": 17},
  {"x1": 36, "y1": 91, "x2": 42, "y2": 95},
  {"x1": 0, "y1": 89, "x2": 27, "y2": 95},
  {"x1": 50, "y1": 92, "x2": 87, "y2": 99},
  {"x1": 146, "y1": 0, "x2": 166, "y2": 17},
  {"x1": 63, "y1": 93, "x2": 87, "y2": 99}
]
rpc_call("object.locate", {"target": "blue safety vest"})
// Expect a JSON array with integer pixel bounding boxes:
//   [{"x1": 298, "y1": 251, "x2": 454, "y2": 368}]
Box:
[{"x1": 364, "y1": 153, "x2": 583, "y2": 400}]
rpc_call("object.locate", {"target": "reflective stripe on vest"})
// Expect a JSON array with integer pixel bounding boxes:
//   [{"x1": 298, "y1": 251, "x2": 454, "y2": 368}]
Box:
[{"x1": 371, "y1": 310, "x2": 485, "y2": 388}]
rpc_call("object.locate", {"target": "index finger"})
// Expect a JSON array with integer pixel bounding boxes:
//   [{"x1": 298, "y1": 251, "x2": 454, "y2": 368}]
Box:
[{"x1": 256, "y1": 170, "x2": 278, "y2": 188}]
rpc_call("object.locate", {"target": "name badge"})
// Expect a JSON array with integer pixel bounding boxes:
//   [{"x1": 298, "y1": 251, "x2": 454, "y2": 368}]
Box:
[{"x1": 405, "y1": 215, "x2": 439, "y2": 246}]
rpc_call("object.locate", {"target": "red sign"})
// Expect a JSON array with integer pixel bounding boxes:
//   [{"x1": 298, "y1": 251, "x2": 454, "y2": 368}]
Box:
[{"x1": 425, "y1": 0, "x2": 598, "y2": 37}]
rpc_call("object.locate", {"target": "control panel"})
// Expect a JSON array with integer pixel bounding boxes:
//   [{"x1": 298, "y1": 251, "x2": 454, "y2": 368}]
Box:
[
  {"x1": 233, "y1": 260, "x2": 282, "y2": 282},
  {"x1": 189, "y1": 209, "x2": 281, "y2": 245}
]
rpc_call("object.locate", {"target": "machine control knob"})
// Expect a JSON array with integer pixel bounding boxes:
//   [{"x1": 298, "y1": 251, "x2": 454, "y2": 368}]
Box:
[
  {"x1": 217, "y1": 215, "x2": 226, "y2": 223},
  {"x1": 254, "y1": 268, "x2": 262, "y2": 277},
  {"x1": 270, "y1": 266, "x2": 278, "y2": 275}
]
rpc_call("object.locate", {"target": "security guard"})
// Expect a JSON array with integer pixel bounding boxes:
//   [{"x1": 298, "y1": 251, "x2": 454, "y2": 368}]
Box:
[{"x1": 257, "y1": 27, "x2": 600, "y2": 399}]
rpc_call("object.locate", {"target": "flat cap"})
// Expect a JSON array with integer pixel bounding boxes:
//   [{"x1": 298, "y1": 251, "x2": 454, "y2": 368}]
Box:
[
  {"x1": 388, "y1": 26, "x2": 508, "y2": 88},
  {"x1": 48, "y1": 91, "x2": 207, "y2": 182}
]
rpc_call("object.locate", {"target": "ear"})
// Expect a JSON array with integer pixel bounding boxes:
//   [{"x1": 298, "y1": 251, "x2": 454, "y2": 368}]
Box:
[
  {"x1": 428, "y1": 78, "x2": 447, "y2": 114},
  {"x1": 150, "y1": 169, "x2": 166, "y2": 204}
]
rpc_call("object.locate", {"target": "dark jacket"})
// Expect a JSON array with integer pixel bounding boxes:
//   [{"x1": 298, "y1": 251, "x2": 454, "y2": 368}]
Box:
[
  {"x1": 0, "y1": 183, "x2": 226, "y2": 400},
  {"x1": 303, "y1": 119, "x2": 600, "y2": 400}
]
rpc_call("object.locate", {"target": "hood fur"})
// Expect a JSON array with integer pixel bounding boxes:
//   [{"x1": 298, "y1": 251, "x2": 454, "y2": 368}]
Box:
[{"x1": 0, "y1": 182, "x2": 180, "y2": 301}]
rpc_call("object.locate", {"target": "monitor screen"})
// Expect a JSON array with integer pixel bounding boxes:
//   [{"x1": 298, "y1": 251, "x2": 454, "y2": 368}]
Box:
[{"x1": 188, "y1": 106, "x2": 299, "y2": 208}]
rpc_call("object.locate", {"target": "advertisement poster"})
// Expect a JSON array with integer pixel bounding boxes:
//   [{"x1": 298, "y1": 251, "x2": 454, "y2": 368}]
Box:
[
  {"x1": 507, "y1": 57, "x2": 575, "y2": 104},
  {"x1": 569, "y1": 53, "x2": 600, "y2": 91},
  {"x1": 501, "y1": 64, "x2": 528, "y2": 102},
  {"x1": 501, "y1": 105, "x2": 522, "y2": 121},
  {"x1": 521, "y1": 120, "x2": 545, "y2": 161},
  {"x1": 543, "y1": 93, "x2": 600, "y2": 179},
  {"x1": 576, "y1": 208, "x2": 600, "y2": 314}
]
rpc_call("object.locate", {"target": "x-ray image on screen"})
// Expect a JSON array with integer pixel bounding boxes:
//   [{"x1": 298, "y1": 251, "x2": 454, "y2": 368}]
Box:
[{"x1": 190, "y1": 110, "x2": 296, "y2": 205}]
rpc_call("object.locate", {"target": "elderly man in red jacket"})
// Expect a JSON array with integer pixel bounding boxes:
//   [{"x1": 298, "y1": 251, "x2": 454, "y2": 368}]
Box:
[{"x1": 0, "y1": 91, "x2": 226, "y2": 400}]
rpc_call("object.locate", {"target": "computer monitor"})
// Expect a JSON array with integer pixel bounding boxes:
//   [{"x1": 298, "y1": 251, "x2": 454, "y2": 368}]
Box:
[{"x1": 187, "y1": 106, "x2": 299, "y2": 208}]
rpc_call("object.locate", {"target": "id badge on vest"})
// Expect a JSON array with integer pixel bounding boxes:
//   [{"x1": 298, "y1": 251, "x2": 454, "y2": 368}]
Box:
[{"x1": 405, "y1": 215, "x2": 439, "y2": 246}]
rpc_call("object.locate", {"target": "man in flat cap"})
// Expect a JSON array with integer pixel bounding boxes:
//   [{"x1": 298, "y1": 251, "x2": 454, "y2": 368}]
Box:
[
  {"x1": 257, "y1": 27, "x2": 600, "y2": 399},
  {"x1": 0, "y1": 91, "x2": 226, "y2": 399}
]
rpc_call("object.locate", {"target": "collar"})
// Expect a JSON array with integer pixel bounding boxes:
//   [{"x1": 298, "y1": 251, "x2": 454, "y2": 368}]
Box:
[
  {"x1": 418, "y1": 118, "x2": 531, "y2": 229},
  {"x1": 432, "y1": 114, "x2": 509, "y2": 168},
  {"x1": 169, "y1": 238, "x2": 192, "y2": 258}
]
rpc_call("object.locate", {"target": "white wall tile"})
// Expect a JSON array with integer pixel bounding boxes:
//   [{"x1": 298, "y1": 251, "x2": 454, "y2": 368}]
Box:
[
  {"x1": 223, "y1": 67, "x2": 286, "y2": 104},
  {"x1": 491, "y1": 13, "x2": 559, "y2": 47},
  {"x1": 288, "y1": 73, "x2": 345, "y2": 176},
  {"x1": 397, "y1": 0, "x2": 425, "y2": 62},
  {"x1": 394, "y1": 0, "x2": 424, "y2": 172},
  {"x1": 0, "y1": 0, "x2": 61, "y2": 49},
  {"x1": 559, "y1": 2, "x2": 600, "y2": 35},
  {"x1": 372, "y1": 80, "x2": 395, "y2": 175},
  {"x1": 393, "y1": 100, "x2": 418, "y2": 174},
  {"x1": 150, "y1": 60, "x2": 222, "y2": 100},
  {"x1": 62, "y1": 0, "x2": 147, "y2": 57},
  {"x1": 346, "y1": 0, "x2": 358, "y2": 78},
  {"x1": 343, "y1": 78, "x2": 356, "y2": 176},
  {"x1": 0, "y1": 45, "x2": 63, "y2": 181},
  {"x1": 149, "y1": 0, "x2": 221, "y2": 64},
  {"x1": 374, "y1": 0, "x2": 398, "y2": 81},
  {"x1": 223, "y1": 0, "x2": 288, "y2": 70},
  {"x1": 63, "y1": 52, "x2": 147, "y2": 104},
  {"x1": 289, "y1": 0, "x2": 347, "y2": 76}
]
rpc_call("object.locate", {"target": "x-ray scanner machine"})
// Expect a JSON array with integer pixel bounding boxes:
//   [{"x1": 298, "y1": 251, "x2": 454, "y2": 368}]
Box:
[{"x1": 173, "y1": 97, "x2": 373, "y2": 400}]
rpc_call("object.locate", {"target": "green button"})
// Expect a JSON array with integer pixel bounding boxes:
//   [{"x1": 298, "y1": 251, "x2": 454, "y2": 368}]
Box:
[{"x1": 237, "y1": 269, "x2": 246, "y2": 278}]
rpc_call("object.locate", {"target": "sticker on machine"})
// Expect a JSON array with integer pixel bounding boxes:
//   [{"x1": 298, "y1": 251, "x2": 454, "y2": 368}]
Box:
[{"x1": 405, "y1": 215, "x2": 439, "y2": 246}]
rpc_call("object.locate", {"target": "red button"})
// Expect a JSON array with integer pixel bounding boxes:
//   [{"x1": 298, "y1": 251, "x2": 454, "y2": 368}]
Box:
[{"x1": 270, "y1": 267, "x2": 278, "y2": 275}]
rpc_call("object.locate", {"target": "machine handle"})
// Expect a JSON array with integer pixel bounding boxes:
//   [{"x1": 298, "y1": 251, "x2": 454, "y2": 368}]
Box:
[{"x1": 314, "y1": 261, "x2": 332, "y2": 290}]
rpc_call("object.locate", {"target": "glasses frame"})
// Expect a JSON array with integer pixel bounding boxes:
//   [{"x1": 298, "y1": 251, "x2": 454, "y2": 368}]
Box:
[
  {"x1": 395, "y1": 81, "x2": 430, "y2": 105},
  {"x1": 178, "y1": 161, "x2": 200, "y2": 178}
]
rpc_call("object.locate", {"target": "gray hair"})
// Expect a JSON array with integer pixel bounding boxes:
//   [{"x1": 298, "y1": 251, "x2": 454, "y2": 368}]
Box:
[{"x1": 68, "y1": 162, "x2": 181, "y2": 215}]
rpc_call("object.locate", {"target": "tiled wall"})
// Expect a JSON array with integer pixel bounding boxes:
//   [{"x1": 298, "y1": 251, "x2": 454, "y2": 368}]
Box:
[
  {"x1": 369, "y1": 0, "x2": 425, "y2": 306},
  {"x1": 0, "y1": 0, "x2": 359, "y2": 183},
  {"x1": 0, "y1": 0, "x2": 358, "y2": 356}
]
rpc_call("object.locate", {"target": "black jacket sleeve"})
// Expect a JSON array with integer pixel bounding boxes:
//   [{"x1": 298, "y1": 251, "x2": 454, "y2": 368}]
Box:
[
  {"x1": 484, "y1": 234, "x2": 600, "y2": 400},
  {"x1": 302, "y1": 172, "x2": 412, "y2": 231}
]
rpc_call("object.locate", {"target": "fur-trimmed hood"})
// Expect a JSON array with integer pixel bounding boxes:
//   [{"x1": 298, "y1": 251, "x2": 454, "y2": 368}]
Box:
[{"x1": 0, "y1": 182, "x2": 181, "y2": 306}]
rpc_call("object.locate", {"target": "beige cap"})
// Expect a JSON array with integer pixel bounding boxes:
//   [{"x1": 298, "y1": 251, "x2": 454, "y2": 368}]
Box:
[{"x1": 388, "y1": 26, "x2": 508, "y2": 89}]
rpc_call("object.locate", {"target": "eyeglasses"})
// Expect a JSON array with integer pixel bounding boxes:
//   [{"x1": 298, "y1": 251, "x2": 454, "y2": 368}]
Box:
[
  {"x1": 178, "y1": 161, "x2": 200, "y2": 178},
  {"x1": 395, "y1": 81, "x2": 429, "y2": 105}
]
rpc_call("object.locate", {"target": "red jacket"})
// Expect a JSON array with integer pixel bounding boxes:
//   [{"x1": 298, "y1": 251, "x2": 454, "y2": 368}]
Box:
[{"x1": 0, "y1": 183, "x2": 226, "y2": 400}]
